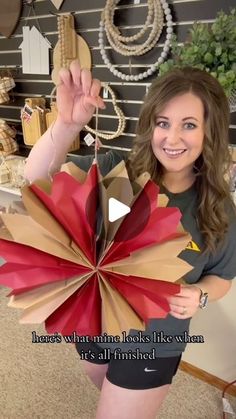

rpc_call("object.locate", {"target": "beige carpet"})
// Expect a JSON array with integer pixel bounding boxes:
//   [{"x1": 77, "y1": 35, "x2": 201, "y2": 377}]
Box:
[{"x1": 0, "y1": 287, "x2": 235, "y2": 419}]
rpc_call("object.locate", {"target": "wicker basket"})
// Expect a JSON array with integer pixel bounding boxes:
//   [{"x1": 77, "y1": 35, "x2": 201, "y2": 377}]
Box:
[
  {"x1": 0, "y1": 92, "x2": 9, "y2": 104},
  {"x1": 0, "y1": 119, "x2": 16, "y2": 137},
  {"x1": 0, "y1": 76, "x2": 15, "y2": 92},
  {"x1": 0, "y1": 120, "x2": 18, "y2": 157}
]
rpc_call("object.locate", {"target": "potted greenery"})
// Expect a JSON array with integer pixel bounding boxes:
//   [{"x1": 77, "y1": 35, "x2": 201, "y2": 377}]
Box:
[{"x1": 159, "y1": 8, "x2": 236, "y2": 105}]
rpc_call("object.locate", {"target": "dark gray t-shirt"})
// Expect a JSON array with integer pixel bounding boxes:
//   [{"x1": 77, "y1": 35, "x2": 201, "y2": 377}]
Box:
[{"x1": 71, "y1": 150, "x2": 236, "y2": 357}]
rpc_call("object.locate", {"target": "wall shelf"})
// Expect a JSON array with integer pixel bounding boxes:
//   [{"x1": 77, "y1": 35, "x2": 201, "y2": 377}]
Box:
[{"x1": 0, "y1": 183, "x2": 21, "y2": 196}]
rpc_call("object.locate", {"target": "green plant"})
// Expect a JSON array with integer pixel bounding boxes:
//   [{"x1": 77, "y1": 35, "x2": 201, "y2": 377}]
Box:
[{"x1": 159, "y1": 8, "x2": 236, "y2": 97}]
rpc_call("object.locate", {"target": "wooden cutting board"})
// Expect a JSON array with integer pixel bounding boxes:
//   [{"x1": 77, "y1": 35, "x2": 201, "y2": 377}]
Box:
[{"x1": 0, "y1": 0, "x2": 22, "y2": 38}]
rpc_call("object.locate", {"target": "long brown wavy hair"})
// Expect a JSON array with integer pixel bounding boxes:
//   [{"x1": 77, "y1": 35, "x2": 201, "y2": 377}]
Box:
[{"x1": 126, "y1": 67, "x2": 235, "y2": 254}]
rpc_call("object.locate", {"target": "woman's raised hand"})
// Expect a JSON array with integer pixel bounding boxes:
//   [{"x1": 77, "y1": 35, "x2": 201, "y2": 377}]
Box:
[{"x1": 56, "y1": 60, "x2": 105, "y2": 129}]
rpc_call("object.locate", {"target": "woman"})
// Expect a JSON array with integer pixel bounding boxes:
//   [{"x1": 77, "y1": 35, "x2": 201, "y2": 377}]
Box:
[{"x1": 24, "y1": 61, "x2": 236, "y2": 419}]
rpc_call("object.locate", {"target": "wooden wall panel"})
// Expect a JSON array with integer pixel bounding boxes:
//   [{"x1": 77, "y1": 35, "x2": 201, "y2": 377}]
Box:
[{"x1": 0, "y1": 0, "x2": 235, "y2": 157}]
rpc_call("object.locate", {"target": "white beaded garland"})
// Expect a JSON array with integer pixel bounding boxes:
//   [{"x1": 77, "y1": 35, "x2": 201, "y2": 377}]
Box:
[
  {"x1": 99, "y1": 0, "x2": 174, "y2": 81},
  {"x1": 84, "y1": 83, "x2": 126, "y2": 140}
]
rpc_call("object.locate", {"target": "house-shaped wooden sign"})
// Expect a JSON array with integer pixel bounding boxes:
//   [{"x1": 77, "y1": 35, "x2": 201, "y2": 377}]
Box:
[
  {"x1": 19, "y1": 26, "x2": 51, "y2": 74},
  {"x1": 50, "y1": 0, "x2": 64, "y2": 9}
]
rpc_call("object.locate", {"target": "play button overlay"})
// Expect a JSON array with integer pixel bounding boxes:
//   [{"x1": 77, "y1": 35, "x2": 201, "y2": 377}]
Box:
[
  {"x1": 108, "y1": 197, "x2": 130, "y2": 222},
  {"x1": 85, "y1": 177, "x2": 151, "y2": 244}
]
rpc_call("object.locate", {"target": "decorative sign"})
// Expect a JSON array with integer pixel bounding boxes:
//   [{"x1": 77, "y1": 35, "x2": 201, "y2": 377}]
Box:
[
  {"x1": 19, "y1": 26, "x2": 51, "y2": 74},
  {"x1": 0, "y1": 0, "x2": 22, "y2": 38},
  {"x1": 51, "y1": 14, "x2": 91, "y2": 85},
  {"x1": 50, "y1": 0, "x2": 64, "y2": 9}
]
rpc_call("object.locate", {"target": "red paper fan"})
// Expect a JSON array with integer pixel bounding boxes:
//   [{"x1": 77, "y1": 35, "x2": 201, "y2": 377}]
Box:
[{"x1": 0, "y1": 160, "x2": 192, "y2": 337}]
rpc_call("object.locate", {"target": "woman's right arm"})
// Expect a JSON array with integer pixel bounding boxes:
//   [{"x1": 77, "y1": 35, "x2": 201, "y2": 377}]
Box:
[{"x1": 24, "y1": 61, "x2": 105, "y2": 183}]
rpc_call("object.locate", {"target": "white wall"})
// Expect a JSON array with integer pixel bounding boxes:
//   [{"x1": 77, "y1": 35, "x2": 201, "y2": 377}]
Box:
[{"x1": 183, "y1": 280, "x2": 236, "y2": 382}]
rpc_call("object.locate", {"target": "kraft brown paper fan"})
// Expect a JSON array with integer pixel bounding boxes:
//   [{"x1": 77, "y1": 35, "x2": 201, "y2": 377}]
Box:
[{"x1": 0, "y1": 160, "x2": 193, "y2": 337}]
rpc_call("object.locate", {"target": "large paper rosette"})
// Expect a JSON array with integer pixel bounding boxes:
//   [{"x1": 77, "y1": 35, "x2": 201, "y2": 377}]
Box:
[{"x1": 0, "y1": 160, "x2": 192, "y2": 337}]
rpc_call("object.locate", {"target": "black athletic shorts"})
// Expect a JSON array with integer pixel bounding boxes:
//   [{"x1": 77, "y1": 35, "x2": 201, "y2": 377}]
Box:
[{"x1": 75, "y1": 340, "x2": 182, "y2": 390}]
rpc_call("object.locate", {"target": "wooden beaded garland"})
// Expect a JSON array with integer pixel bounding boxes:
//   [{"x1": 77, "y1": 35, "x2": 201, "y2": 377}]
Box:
[
  {"x1": 104, "y1": 0, "x2": 164, "y2": 56},
  {"x1": 58, "y1": 16, "x2": 67, "y2": 68},
  {"x1": 105, "y1": 0, "x2": 155, "y2": 44},
  {"x1": 84, "y1": 83, "x2": 126, "y2": 140},
  {"x1": 99, "y1": 0, "x2": 174, "y2": 81}
]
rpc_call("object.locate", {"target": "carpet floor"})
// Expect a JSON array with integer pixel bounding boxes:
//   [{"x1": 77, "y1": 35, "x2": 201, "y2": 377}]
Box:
[{"x1": 0, "y1": 287, "x2": 235, "y2": 419}]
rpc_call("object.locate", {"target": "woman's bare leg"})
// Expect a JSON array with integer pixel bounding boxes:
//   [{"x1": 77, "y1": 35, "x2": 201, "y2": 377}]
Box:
[
  {"x1": 96, "y1": 377, "x2": 171, "y2": 419},
  {"x1": 80, "y1": 360, "x2": 109, "y2": 390}
]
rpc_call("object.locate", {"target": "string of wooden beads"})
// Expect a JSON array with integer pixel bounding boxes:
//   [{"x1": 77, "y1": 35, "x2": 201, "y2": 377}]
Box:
[
  {"x1": 98, "y1": 0, "x2": 173, "y2": 81},
  {"x1": 104, "y1": 0, "x2": 164, "y2": 56},
  {"x1": 58, "y1": 16, "x2": 67, "y2": 68},
  {"x1": 106, "y1": 0, "x2": 154, "y2": 44},
  {"x1": 84, "y1": 83, "x2": 126, "y2": 140}
]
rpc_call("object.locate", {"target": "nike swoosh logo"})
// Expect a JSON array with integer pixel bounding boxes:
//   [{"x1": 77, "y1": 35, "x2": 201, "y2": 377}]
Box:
[{"x1": 144, "y1": 368, "x2": 157, "y2": 372}]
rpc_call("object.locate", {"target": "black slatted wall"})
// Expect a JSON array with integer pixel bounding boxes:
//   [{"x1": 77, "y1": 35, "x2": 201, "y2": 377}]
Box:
[{"x1": 0, "y1": 0, "x2": 235, "y2": 157}]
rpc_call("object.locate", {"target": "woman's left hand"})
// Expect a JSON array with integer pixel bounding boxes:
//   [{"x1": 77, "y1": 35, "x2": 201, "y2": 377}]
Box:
[{"x1": 167, "y1": 285, "x2": 202, "y2": 319}]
